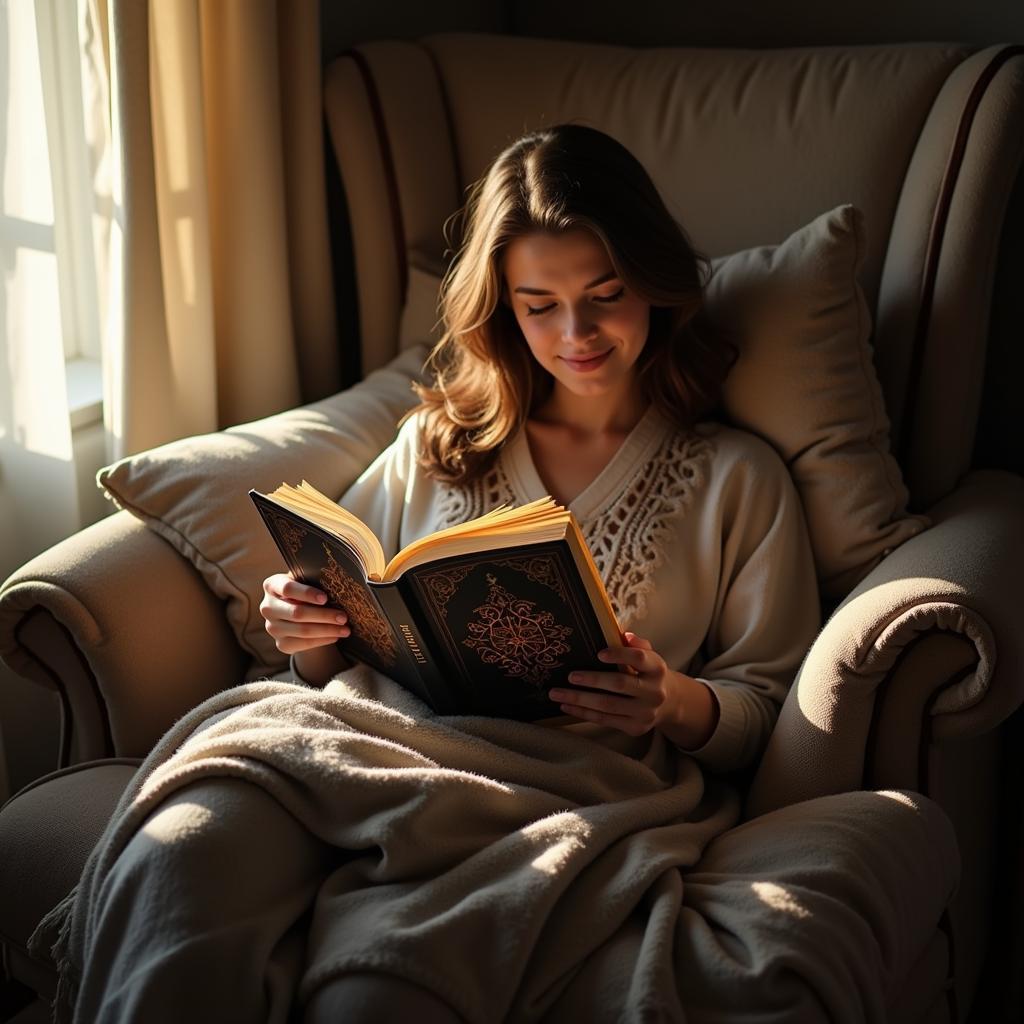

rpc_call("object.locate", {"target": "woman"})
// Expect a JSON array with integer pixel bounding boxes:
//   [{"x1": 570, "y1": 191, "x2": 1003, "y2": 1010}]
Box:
[
  {"x1": 37, "y1": 126, "x2": 931, "y2": 1024},
  {"x1": 266, "y1": 124, "x2": 814, "y2": 770}
]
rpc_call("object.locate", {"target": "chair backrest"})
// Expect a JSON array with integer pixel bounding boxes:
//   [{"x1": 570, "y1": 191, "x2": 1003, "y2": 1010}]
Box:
[{"x1": 323, "y1": 34, "x2": 1024, "y2": 509}]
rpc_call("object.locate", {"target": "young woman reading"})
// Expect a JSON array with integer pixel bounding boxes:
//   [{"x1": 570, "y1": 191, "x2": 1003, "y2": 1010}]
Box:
[{"x1": 262, "y1": 123, "x2": 815, "y2": 769}]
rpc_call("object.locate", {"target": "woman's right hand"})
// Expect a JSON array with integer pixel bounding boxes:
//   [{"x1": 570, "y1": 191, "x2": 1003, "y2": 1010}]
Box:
[{"x1": 259, "y1": 572, "x2": 351, "y2": 655}]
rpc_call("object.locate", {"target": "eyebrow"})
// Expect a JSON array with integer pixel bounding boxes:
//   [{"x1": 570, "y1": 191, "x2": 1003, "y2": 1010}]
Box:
[{"x1": 512, "y1": 271, "x2": 618, "y2": 295}]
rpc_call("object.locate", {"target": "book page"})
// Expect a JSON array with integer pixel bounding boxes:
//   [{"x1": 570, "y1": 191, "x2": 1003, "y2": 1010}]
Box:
[
  {"x1": 265, "y1": 482, "x2": 387, "y2": 578},
  {"x1": 382, "y1": 497, "x2": 570, "y2": 580}
]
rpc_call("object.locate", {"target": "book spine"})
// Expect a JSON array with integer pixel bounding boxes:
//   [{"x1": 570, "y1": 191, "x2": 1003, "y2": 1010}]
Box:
[{"x1": 373, "y1": 581, "x2": 458, "y2": 714}]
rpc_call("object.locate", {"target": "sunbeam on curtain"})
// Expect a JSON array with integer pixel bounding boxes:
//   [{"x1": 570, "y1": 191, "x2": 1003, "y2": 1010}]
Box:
[
  {"x1": 104, "y1": 0, "x2": 340, "y2": 460},
  {"x1": 0, "y1": 0, "x2": 340, "y2": 579}
]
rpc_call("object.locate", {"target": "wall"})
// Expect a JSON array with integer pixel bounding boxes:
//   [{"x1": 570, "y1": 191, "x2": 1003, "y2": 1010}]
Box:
[
  {"x1": 509, "y1": 0, "x2": 1024, "y2": 48},
  {"x1": 321, "y1": 0, "x2": 1024, "y2": 60}
]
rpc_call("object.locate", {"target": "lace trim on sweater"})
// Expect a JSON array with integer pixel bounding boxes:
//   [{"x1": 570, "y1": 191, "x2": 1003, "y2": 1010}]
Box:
[
  {"x1": 582, "y1": 431, "x2": 713, "y2": 628},
  {"x1": 435, "y1": 463, "x2": 519, "y2": 531},
  {"x1": 435, "y1": 431, "x2": 714, "y2": 630}
]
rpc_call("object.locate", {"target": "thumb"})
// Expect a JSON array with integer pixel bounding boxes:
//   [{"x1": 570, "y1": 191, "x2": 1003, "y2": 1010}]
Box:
[{"x1": 624, "y1": 631, "x2": 653, "y2": 650}]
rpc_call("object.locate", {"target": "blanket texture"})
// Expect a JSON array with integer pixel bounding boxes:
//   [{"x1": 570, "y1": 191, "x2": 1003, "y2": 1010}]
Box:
[{"x1": 29, "y1": 665, "x2": 959, "y2": 1023}]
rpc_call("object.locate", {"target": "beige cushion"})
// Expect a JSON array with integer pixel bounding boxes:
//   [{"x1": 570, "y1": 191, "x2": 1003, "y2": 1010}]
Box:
[
  {"x1": 96, "y1": 347, "x2": 429, "y2": 675},
  {"x1": 707, "y1": 204, "x2": 928, "y2": 600}
]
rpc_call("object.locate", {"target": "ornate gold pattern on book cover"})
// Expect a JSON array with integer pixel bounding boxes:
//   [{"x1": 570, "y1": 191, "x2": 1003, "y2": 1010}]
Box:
[
  {"x1": 421, "y1": 564, "x2": 476, "y2": 615},
  {"x1": 462, "y1": 573, "x2": 572, "y2": 687},
  {"x1": 492, "y1": 554, "x2": 569, "y2": 603},
  {"x1": 420, "y1": 554, "x2": 568, "y2": 616},
  {"x1": 319, "y1": 543, "x2": 398, "y2": 667},
  {"x1": 268, "y1": 511, "x2": 306, "y2": 561}
]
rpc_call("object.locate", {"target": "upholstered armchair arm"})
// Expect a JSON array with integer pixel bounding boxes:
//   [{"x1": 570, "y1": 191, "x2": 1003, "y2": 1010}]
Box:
[
  {"x1": 0, "y1": 511, "x2": 247, "y2": 767},
  {"x1": 747, "y1": 469, "x2": 1024, "y2": 817}
]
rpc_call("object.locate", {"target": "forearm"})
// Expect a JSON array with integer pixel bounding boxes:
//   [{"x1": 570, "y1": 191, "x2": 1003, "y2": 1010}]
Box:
[
  {"x1": 658, "y1": 671, "x2": 720, "y2": 751},
  {"x1": 292, "y1": 643, "x2": 351, "y2": 687}
]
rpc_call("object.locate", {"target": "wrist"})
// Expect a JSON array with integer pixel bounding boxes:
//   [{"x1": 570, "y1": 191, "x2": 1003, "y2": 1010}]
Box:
[
  {"x1": 659, "y1": 671, "x2": 719, "y2": 751},
  {"x1": 292, "y1": 643, "x2": 349, "y2": 687}
]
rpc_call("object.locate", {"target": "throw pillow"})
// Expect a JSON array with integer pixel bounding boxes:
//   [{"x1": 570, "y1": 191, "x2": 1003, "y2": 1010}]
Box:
[
  {"x1": 706, "y1": 204, "x2": 928, "y2": 601},
  {"x1": 97, "y1": 344, "x2": 429, "y2": 676}
]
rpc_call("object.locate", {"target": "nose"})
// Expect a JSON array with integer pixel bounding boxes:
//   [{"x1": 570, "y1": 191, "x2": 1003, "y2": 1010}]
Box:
[{"x1": 561, "y1": 307, "x2": 599, "y2": 346}]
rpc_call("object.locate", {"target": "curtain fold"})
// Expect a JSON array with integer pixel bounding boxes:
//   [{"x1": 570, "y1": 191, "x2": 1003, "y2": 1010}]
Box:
[{"x1": 100, "y1": 0, "x2": 340, "y2": 461}]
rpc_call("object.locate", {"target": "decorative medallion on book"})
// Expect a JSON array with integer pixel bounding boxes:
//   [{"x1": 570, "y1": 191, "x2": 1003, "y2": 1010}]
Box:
[
  {"x1": 462, "y1": 573, "x2": 572, "y2": 687},
  {"x1": 268, "y1": 512, "x2": 306, "y2": 561},
  {"x1": 319, "y1": 543, "x2": 398, "y2": 667}
]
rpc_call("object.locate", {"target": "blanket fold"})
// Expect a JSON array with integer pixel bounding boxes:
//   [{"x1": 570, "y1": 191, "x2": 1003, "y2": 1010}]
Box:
[{"x1": 28, "y1": 663, "x2": 959, "y2": 1024}]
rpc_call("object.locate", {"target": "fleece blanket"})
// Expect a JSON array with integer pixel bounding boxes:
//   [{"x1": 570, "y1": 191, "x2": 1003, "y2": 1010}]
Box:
[{"x1": 29, "y1": 664, "x2": 960, "y2": 1023}]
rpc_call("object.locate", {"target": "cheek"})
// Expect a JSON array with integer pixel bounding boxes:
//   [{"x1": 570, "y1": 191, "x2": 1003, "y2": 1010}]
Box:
[
  {"x1": 516, "y1": 317, "x2": 558, "y2": 355},
  {"x1": 608, "y1": 302, "x2": 650, "y2": 342}
]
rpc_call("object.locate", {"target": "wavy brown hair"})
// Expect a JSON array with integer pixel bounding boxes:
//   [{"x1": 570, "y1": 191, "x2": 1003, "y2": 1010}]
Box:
[{"x1": 409, "y1": 123, "x2": 737, "y2": 484}]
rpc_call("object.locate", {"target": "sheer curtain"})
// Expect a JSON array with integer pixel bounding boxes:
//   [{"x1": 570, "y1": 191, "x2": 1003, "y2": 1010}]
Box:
[
  {"x1": 2, "y1": 0, "x2": 341, "y2": 561},
  {"x1": 99, "y1": 0, "x2": 341, "y2": 460}
]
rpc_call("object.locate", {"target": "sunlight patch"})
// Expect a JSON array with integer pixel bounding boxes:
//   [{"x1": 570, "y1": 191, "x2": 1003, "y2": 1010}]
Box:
[{"x1": 751, "y1": 881, "x2": 811, "y2": 919}]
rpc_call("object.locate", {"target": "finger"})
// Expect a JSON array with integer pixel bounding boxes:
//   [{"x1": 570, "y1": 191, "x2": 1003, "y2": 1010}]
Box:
[
  {"x1": 553, "y1": 699, "x2": 650, "y2": 735},
  {"x1": 624, "y1": 631, "x2": 653, "y2": 650},
  {"x1": 265, "y1": 618, "x2": 350, "y2": 640},
  {"x1": 550, "y1": 686, "x2": 637, "y2": 717},
  {"x1": 269, "y1": 576, "x2": 330, "y2": 606},
  {"x1": 598, "y1": 647, "x2": 651, "y2": 672},
  {"x1": 563, "y1": 670, "x2": 642, "y2": 697},
  {"x1": 263, "y1": 595, "x2": 348, "y2": 627}
]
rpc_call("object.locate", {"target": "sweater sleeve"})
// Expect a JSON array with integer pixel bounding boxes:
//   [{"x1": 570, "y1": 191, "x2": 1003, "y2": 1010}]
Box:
[{"x1": 682, "y1": 435, "x2": 821, "y2": 773}]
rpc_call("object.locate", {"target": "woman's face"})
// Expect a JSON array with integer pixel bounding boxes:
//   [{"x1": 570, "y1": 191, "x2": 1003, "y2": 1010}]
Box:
[{"x1": 502, "y1": 229, "x2": 650, "y2": 403}]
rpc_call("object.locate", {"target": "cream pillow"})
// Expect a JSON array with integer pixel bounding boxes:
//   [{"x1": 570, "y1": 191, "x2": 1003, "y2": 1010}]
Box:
[
  {"x1": 707, "y1": 204, "x2": 928, "y2": 601},
  {"x1": 97, "y1": 345, "x2": 430, "y2": 676}
]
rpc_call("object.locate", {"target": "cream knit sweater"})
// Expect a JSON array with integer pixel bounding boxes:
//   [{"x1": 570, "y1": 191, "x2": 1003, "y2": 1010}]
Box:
[{"x1": 326, "y1": 405, "x2": 821, "y2": 774}]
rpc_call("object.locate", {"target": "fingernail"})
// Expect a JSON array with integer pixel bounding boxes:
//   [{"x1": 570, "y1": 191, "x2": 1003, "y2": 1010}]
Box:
[
  {"x1": 597, "y1": 651, "x2": 611, "y2": 661},
  {"x1": 335, "y1": 613, "x2": 347, "y2": 624}
]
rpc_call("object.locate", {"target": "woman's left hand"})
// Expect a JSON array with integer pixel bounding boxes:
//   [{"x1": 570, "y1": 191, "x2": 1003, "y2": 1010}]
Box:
[{"x1": 548, "y1": 631, "x2": 684, "y2": 737}]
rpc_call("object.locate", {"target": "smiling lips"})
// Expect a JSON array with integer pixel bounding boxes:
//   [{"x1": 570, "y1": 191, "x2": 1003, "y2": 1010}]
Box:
[{"x1": 561, "y1": 348, "x2": 613, "y2": 372}]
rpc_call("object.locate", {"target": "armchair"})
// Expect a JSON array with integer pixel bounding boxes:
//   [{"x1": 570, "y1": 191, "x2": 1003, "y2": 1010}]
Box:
[{"x1": 2, "y1": 33, "x2": 1023, "y2": 1022}]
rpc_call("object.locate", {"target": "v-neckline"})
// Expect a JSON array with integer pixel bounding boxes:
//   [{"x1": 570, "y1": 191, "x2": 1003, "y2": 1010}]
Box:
[{"x1": 504, "y1": 404, "x2": 669, "y2": 521}]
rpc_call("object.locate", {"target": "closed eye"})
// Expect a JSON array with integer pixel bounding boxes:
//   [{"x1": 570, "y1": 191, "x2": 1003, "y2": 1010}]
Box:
[{"x1": 525, "y1": 288, "x2": 625, "y2": 316}]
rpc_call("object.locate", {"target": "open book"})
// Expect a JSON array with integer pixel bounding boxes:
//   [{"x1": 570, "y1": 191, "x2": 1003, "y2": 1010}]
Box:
[{"x1": 249, "y1": 481, "x2": 624, "y2": 720}]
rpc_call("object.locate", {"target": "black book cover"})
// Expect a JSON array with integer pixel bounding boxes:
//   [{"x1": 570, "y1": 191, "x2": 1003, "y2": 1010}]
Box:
[{"x1": 250, "y1": 490, "x2": 619, "y2": 721}]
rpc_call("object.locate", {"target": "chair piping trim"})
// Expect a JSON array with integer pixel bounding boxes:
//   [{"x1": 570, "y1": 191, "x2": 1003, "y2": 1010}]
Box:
[
  {"x1": 12, "y1": 606, "x2": 113, "y2": 767},
  {"x1": 341, "y1": 49, "x2": 408, "y2": 301},
  {"x1": 899, "y1": 44, "x2": 1024, "y2": 470}
]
